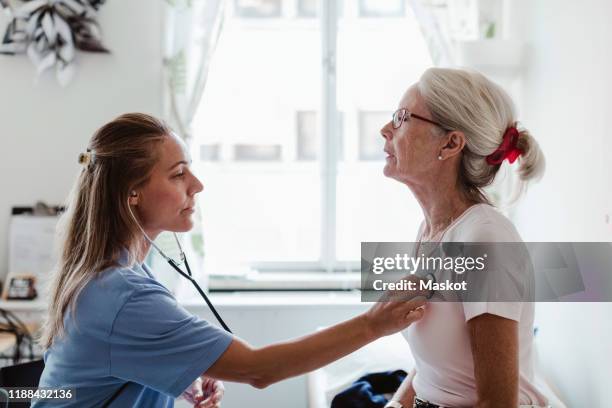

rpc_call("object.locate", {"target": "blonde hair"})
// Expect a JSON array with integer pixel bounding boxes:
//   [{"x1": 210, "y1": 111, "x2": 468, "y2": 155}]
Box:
[
  {"x1": 418, "y1": 67, "x2": 545, "y2": 204},
  {"x1": 38, "y1": 113, "x2": 171, "y2": 350}
]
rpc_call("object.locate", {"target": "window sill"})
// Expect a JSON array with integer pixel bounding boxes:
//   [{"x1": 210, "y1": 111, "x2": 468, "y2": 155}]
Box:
[
  {"x1": 207, "y1": 271, "x2": 360, "y2": 291},
  {"x1": 178, "y1": 290, "x2": 365, "y2": 309}
]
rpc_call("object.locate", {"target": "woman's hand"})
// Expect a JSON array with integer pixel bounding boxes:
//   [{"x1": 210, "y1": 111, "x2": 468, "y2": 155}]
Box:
[
  {"x1": 363, "y1": 276, "x2": 428, "y2": 338},
  {"x1": 363, "y1": 293, "x2": 426, "y2": 339},
  {"x1": 181, "y1": 376, "x2": 225, "y2": 408},
  {"x1": 204, "y1": 281, "x2": 427, "y2": 389}
]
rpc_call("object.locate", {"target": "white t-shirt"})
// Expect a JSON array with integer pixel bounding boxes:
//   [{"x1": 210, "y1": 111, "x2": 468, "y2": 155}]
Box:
[{"x1": 402, "y1": 203, "x2": 549, "y2": 407}]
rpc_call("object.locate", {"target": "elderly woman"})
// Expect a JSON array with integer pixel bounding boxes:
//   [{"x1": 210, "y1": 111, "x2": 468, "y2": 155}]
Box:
[{"x1": 380, "y1": 68, "x2": 549, "y2": 408}]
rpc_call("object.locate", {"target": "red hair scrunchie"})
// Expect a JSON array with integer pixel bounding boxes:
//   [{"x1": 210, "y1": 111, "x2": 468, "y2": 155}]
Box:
[{"x1": 486, "y1": 126, "x2": 523, "y2": 165}]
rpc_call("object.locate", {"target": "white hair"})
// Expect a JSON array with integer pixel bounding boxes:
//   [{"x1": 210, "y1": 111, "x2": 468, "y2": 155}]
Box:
[{"x1": 418, "y1": 67, "x2": 545, "y2": 204}]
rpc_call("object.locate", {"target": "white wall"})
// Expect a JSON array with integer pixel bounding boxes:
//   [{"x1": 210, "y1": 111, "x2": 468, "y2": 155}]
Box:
[
  {"x1": 512, "y1": 0, "x2": 612, "y2": 406},
  {"x1": 513, "y1": 0, "x2": 610, "y2": 242},
  {"x1": 0, "y1": 0, "x2": 164, "y2": 282}
]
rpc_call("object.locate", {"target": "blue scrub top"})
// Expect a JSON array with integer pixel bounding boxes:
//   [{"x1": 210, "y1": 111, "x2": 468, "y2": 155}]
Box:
[{"x1": 32, "y1": 250, "x2": 233, "y2": 407}]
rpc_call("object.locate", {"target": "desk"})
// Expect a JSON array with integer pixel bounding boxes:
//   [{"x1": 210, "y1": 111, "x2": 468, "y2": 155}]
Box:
[
  {"x1": 0, "y1": 300, "x2": 46, "y2": 312},
  {"x1": 0, "y1": 301, "x2": 44, "y2": 361},
  {"x1": 0, "y1": 322, "x2": 39, "y2": 354}
]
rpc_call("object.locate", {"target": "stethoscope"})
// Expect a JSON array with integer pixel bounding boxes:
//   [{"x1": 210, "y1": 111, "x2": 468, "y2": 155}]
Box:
[
  {"x1": 129, "y1": 204, "x2": 232, "y2": 334},
  {"x1": 127, "y1": 196, "x2": 231, "y2": 333},
  {"x1": 144, "y1": 233, "x2": 232, "y2": 333}
]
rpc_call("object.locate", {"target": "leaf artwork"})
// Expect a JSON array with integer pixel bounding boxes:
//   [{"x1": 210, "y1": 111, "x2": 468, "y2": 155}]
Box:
[{"x1": 0, "y1": 0, "x2": 109, "y2": 86}]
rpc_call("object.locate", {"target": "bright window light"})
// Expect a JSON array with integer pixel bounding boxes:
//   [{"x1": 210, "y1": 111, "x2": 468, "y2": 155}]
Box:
[{"x1": 192, "y1": 0, "x2": 432, "y2": 275}]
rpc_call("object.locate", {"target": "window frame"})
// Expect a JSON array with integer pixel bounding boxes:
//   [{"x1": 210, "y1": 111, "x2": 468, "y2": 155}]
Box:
[
  {"x1": 201, "y1": 0, "x2": 403, "y2": 289},
  {"x1": 319, "y1": 0, "x2": 341, "y2": 273},
  {"x1": 244, "y1": 0, "x2": 354, "y2": 275}
]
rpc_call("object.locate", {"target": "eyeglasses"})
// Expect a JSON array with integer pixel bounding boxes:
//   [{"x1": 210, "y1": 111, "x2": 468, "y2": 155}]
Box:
[{"x1": 392, "y1": 108, "x2": 450, "y2": 130}]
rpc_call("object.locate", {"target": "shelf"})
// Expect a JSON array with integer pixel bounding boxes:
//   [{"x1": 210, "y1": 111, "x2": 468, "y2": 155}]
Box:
[
  {"x1": 0, "y1": 299, "x2": 47, "y2": 311},
  {"x1": 456, "y1": 39, "x2": 525, "y2": 77}
]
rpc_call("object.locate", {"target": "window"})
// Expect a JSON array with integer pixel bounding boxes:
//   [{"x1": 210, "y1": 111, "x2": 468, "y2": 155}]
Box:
[
  {"x1": 235, "y1": 0, "x2": 282, "y2": 18},
  {"x1": 358, "y1": 0, "x2": 405, "y2": 17},
  {"x1": 200, "y1": 144, "x2": 220, "y2": 161},
  {"x1": 234, "y1": 144, "x2": 282, "y2": 161},
  {"x1": 296, "y1": 111, "x2": 345, "y2": 161},
  {"x1": 359, "y1": 111, "x2": 389, "y2": 161},
  {"x1": 296, "y1": 111, "x2": 318, "y2": 161},
  {"x1": 297, "y1": 0, "x2": 317, "y2": 18},
  {"x1": 193, "y1": 0, "x2": 433, "y2": 276}
]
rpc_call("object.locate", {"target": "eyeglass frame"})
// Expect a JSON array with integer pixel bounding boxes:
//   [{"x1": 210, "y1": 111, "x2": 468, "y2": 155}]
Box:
[{"x1": 392, "y1": 108, "x2": 451, "y2": 131}]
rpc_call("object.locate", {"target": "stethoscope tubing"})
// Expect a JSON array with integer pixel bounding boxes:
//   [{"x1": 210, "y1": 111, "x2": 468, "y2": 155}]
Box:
[{"x1": 166, "y1": 256, "x2": 232, "y2": 333}]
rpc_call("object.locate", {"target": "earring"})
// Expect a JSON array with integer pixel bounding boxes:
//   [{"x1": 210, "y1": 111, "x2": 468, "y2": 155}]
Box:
[{"x1": 437, "y1": 155, "x2": 443, "y2": 160}]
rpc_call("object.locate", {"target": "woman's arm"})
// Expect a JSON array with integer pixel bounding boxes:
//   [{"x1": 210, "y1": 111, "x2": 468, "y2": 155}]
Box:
[
  {"x1": 205, "y1": 296, "x2": 426, "y2": 388},
  {"x1": 468, "y1": 313, "x2": 519, "y2": 408},
  {"x1": 388, "y1": 368, "x2": 417, "y2": 406}
]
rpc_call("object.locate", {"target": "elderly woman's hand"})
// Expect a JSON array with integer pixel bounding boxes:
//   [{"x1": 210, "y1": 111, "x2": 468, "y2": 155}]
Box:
[{"x1": 181, "y1": 376, "x2": 225, "y2": 408}]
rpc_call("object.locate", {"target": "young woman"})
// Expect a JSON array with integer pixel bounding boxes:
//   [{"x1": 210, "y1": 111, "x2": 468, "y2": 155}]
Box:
[{"x1": 33, "y1": 113, "x2": 426, "y2": 408}]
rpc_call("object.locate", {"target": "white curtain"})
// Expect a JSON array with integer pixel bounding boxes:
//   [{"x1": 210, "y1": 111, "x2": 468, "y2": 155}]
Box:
[
  {"x1": 163, "y1": 0, "x2": 227, "y2": 143},
  {"x1": 157, "y1": 0, "x2": 227, "y2": 295},
  {"x1": 408, "y1": 0, "x2": 455, "y2": 67}
]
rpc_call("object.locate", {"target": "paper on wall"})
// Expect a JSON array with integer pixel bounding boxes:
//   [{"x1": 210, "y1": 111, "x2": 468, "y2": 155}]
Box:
[{"x1": 5, "y1": 214, "x2": 60, "y2": 298}]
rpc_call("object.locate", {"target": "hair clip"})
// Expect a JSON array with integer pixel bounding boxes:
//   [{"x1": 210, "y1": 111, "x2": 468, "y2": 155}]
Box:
[{"x1": 78, "y1": 149, "x2": 95, "y2": 167}]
